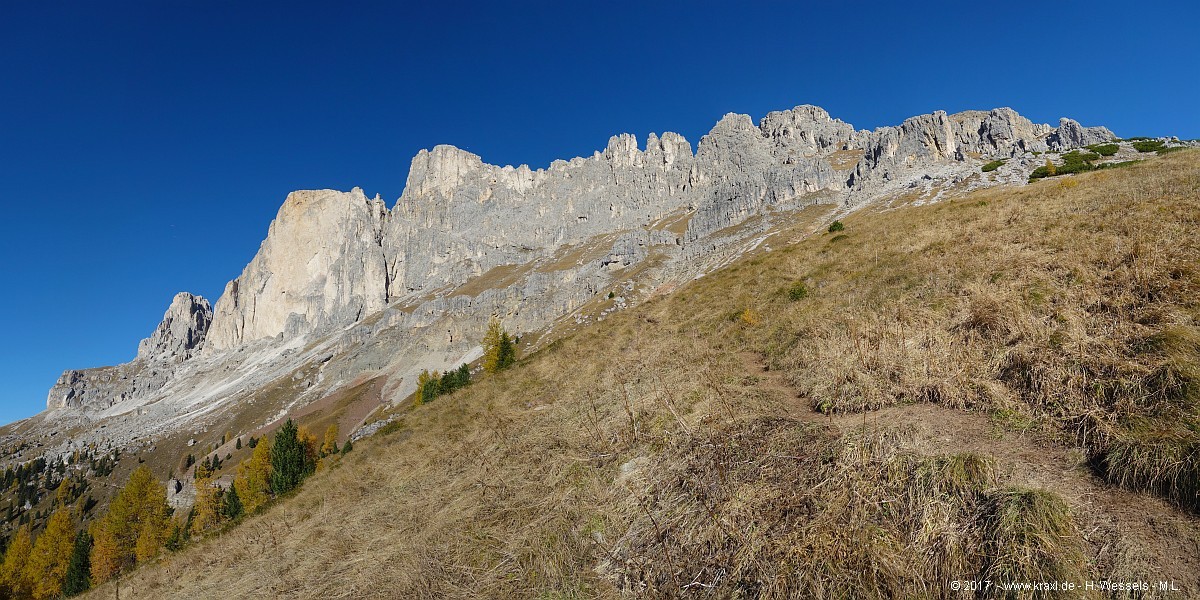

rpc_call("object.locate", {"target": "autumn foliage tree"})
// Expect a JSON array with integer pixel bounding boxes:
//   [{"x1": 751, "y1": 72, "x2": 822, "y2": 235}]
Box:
[
  {"x1": 89, "y1": 465, "x2": 170, "y2": 584},
  {"x1": 0, "y1": 524, "x2": 32, "y2": 599},
  {"x1": 321, "y1": 424, "x2": 340, "y2": 456},
  {"x1": 482, "y1": 317, "x2": 516, "y2": 373},
  {"x1": 26, "y1": 509, "x2": 75, "y2": 599},
  {"x1": 234, "y1": 436, "x2": 272, "y2": 513},
  {"x1": 190, "y1": 476, "x2": 224, "y2": 535}
]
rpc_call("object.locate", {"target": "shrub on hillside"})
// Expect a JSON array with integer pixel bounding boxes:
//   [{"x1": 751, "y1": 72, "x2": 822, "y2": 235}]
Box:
[
  {"x1": 981, "y1": 159, "x2": 1006, "y2": 172},
  {"x1": 787, "y1": 281, "x2": 809, "y2": 301},
  {"x1": 1088, "y1": 143, "x2": 1119, "y2": 156},
  {"x1": 1133, "y1": 140, "x2": 1165, "y2": 153},
  {"x1": 827, "y1": 220, "x2": 845, "y2": 233}
]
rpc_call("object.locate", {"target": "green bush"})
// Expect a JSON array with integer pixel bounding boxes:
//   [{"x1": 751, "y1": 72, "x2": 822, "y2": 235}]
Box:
[
  {"x1": 1028, "y1": 166, "x2": 1054, "y2": 181},
  {"x1": 827, "y1": 220, "x2": 845, "y2": 233},
  {"x1": 787, "y1": 281, "x2": 809, "y2": 301},
  {"x1": 1088, "y1": 143, "x2": 1119, "y2": 156},
  {"x1": 1132, "y1": 140, "x2": 1165, "y2": 153},
  {"x1": 1157, "y1": 146, "x2": 1188, "y2": 156},
  {"x1": 981, "y1": 159, "x2": 1006, "y2": 172}
]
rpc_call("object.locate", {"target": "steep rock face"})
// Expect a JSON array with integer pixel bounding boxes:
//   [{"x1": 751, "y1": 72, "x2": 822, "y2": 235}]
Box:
[
  {"x1": 384, "y1": 138, "x2": 696, "y2": 299},
  {"x1": 206, "y1": 188, "x2": 391, "y2": 350},
  {"x1": 136, "y1": 292, "x2": 213, "y2": 361},
  {"x1": 686, "y1": 108, "x2": 846, "y2": 241}
]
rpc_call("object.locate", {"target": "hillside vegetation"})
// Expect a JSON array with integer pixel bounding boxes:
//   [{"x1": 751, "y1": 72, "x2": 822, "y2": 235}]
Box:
[{"x1": 84, "y1": 152, "x2": 1200, "y2": 598}]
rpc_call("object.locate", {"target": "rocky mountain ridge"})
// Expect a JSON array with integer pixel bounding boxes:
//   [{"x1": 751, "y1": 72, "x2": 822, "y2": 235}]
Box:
[{"x1": 29, "y1": 104, "x2": 1115, "y2": 461}]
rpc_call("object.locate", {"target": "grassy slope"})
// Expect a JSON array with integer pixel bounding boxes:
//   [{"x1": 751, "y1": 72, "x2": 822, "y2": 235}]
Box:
[{"x1": 89, "y1": 152, "x2": 1200, "y2": 599}]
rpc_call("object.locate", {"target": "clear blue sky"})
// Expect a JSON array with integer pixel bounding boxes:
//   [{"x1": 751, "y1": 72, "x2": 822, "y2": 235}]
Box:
[{"x1": 1, "y1": 1, "x2": 1197, "y2": 424}]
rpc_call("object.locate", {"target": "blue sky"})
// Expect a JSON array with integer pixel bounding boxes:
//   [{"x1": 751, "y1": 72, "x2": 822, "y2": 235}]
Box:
[{"x1": 1, "y1": 1, "x2": 1197, "y2": 424}]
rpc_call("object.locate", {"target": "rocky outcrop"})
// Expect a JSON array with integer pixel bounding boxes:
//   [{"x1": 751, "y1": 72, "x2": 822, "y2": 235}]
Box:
[
  {"x1": 1047, "y1": 117, "x2": 1116, "y2": 150},
  {"x1": 136, "y1": 293, "x2": 212, "y2": 361},
  {"x1": 46, "y1": 292, "x2": 212, "y2": 410}
]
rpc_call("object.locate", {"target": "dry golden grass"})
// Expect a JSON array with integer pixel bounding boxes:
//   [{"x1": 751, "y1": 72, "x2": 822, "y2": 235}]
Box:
[{"x1": 86, "y1": 151, "x2": 1200, "y2": 599}]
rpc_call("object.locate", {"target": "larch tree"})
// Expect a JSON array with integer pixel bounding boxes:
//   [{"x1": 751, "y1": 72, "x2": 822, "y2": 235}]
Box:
[
  {"x1": 89, "y1": 465, "x2": 170, "y2": 583},
  {"x1": 26, "y1": 508, "x2": 75, "y2": 600},
  {"x1": 0, "y1": 524, "x2": 33, "y2": 599},
  {"x1": 482, "y1": 316, "x2": 506, "y2": 372},
  {"x1": 234, "y1": 436, "x2": 272, "y2": 513},
  {"x1": 190, "y1": 477, "x2": 224, "y2": 535},
  {"x1": 321, "y1": 424, "x2": 340, "y2": 456},
  {"x1": 55, "y1": 477, "x2": 73, "y2": 508}
]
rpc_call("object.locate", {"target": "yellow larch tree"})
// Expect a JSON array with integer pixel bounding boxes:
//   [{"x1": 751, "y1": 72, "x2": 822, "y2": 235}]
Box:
[
  {"x1": 190, "y1": 476, "x2": 224, "y2": 535},
  {"x1": 89, "y1": 465, "x2": 170, "y2": 584},
  {"x1": 0, "y1": 524, "x2": 33, "y2": 599},
  {"x1": 321, "y1": 423, "x2": 339, "y2": 456},
  {"x1": 26, "y1": 509, "x2": 75, "y2": 600},
  {"x1": 234, "y1": 436, "x2": 272, "y2": 513}
]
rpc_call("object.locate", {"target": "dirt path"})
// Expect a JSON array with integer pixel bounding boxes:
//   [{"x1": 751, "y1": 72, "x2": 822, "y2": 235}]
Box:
[{"x1": 739, "y1": 351, "x2": 1200, "y2": 591}]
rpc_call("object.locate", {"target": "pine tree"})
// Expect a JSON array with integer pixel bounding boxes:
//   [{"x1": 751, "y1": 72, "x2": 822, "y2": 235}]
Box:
[
  {"x1": 61, "y1": 530, "x2": 91, "y2": 596},
  {"x1": 235, "y1": 436, "x2": 272, "y2": 513},
  {"x1": 497, "y1": 331, "x2": 516, "y2": 370},
  {"x1": 222, "y1": 482, "x2": 244, "y2": 520},
  {"x1": 415, "y1": 370, "x2": 435, "y2": 404},
  {"x1": 235, "y1": 437, "x2": 242, "y2": 450},
  {"x1": 269, "y1": 419, "x2": 306, "y2": 495},
  {"x1": 0, "y1": 524, "x2": 32, "y2": 599},
  {"x1": 27, "y1": 509, "x2": 75, "y2": 600},
  {"x1": 321, "y1": 424, "x2": 339, "y2": 457},
  {"x1": 340, "y1": 439, "x2": 353, "y2": 454}
]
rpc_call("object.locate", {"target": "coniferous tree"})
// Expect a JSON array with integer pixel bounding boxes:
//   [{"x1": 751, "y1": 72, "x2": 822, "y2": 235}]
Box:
[
  {"x1": 26, "y1": 508, "x2": 75, "y2": 599},
  {"x1": 269, "y1": 420, "x2": 306, "y2": 495},
  {"x1": 321, "y1": 424, "x2": 339, "y2": 457},
  {"x1": 482, "y1": 317, "x2": 506, "y2": 373},
  {"x1": 222, "y1": 482, "x2": 244, "y2": 520},
  {"x1": 0, "y1": 524, "x2": 32, "y2": 599},
  {"x1": 89, "y1": 466, "x2": 169, "y2": 584},
  {"x1": 497, "y1": 331, "x2": 516, "y2": 370},
  {"x1": 235, "y1": 437, "x2": 272, "y2": 513},
  {"x1": 190, "y1": 477, "x2": 224, "y2": 535},
  {"x1": 62, "y1": 530, "x2": 91, "y2": 596},
  {"x1": 340, "y1": 439, "x2": 353, "y2": 455},
  {"x1": 163, "y1": 522, "x2": 183, "y2": 552},
  {"x1": 235, "y1": 437, "x2": 242, "y2": 450}
]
